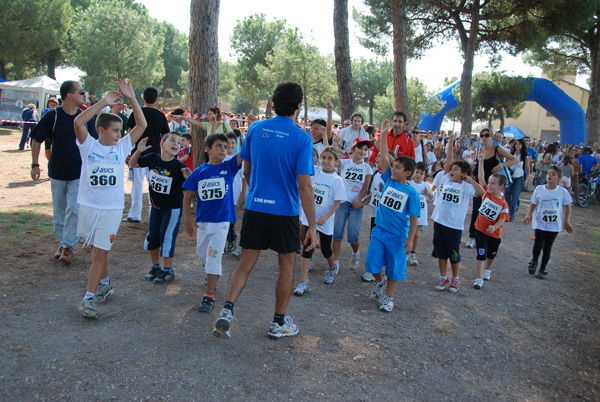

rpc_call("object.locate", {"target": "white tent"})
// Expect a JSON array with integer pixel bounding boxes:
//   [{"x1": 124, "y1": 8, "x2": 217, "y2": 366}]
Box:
[
  {"x1": 0, "y1": 76, "x2": 61, "y2": 122},
  {"x1": 298, "y1": 106, "x2": 342, "y2": 123}
]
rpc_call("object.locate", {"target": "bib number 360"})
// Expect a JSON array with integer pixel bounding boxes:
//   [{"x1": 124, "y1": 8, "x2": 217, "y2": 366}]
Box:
[{"x1": 88, "y1": 164, "x2": 117, "y2": 188}]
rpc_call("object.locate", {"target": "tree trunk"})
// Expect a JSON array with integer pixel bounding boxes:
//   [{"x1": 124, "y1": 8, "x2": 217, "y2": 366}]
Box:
[
  {"x1": 586, "y1": 25, "x2": 600, "y2": 146},
  {"x1": 265, "y1": 97, "x2": 272, "y2": 118},
  {"x1": 369, "y1": 98, "x2": 374, "y2": 125},
  {"x1": 189, "y1": 0, "x2": 220, "y2": 167},
  {"x1": 458, "y1": 1, "x2": 480, "y2": 136},
  {"x1": 46, "y1": 51, "x2": 57, "y2": 80},
  {"x1": 0, "y1": 58, "x2": 6, "y2": 81},
  {"x1": 390, "y1": 0, "x2": 411, "y2": 123},
  {"x1": 333, "y1": 0, "x2": 355, "y2": 122}
]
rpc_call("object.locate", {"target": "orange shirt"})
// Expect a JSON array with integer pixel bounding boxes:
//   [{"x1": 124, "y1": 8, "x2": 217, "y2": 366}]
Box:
[{"x1": 475, "y1": 188, "x2": 509, "y2": 239}]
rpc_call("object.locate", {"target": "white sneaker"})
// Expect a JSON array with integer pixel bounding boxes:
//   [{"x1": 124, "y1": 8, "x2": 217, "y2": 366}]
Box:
[
  {"x1": 370, "y1": 277, "x2": 387, "y2": 301},
  {"x1": 350, "y1": 251, "x2": 360, "y2": 270},
  {"x1": 379, "y1": 295, "x2": 394, "y2": 312},
  {"x1": 473, "y1": 277, "x2": 484, "y2": 289},
  {"x1": 408, "y1": 253, "x2": 418, "y2": 266},
  {"x1": 294, "y1": 281, "x2": 309, "y2": 296},
  {"x1": 361, "y1": 272, "x2": 375, "y2": 282},
  {"x1": 483, "y1": 269, "x2": 492, "y2": 281},
  {"x1": 466, "y1": 238, "x2": 476, "y2": 248}
]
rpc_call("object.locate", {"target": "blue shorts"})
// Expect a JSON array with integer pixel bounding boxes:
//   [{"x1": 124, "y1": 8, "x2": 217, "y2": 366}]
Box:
[
  {"x1": 431, "y1": 222, "x2": 461, "y2": 263},
  {"x1": 333, "y1": 201, "x2": 363, "y2": 244},
  {"x1": 365, "y1": 226, "x2": 407, "y2": 281},
  {"x1": 144, "y1": 207, "x2": 182, "y2": 258}
]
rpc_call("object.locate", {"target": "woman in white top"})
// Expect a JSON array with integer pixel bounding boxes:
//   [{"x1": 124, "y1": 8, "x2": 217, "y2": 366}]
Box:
[
  {"x1": 504, "y1": 138, "x2": 530, "y2": 222},
  {"x1": 411, "y1": 126, "x2": 429, "y2": 165},
  {"x1": 178, "y1": 106, "x2": 232, "y2": 135}
]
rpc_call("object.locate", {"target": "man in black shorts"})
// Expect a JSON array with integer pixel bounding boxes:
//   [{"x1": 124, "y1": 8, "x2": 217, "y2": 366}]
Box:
[{"x1": 213, "y1": 82, "x2": 317, "y2": 339}]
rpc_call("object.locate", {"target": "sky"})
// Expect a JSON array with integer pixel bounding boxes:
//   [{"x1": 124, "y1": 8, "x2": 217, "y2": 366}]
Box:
[{"x1": 57, "y1": 0, "x2": 587, "y2": 93}]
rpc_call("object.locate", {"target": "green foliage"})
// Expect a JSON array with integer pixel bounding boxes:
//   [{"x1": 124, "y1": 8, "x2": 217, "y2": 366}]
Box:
[
  {"x1": 230, "y1": 96, "x2": 258, "y2": 115},
  {"x1": 352, "y1": 58, "x2": 393, "y2": 121},
  {"x1": 157, "y1": 22, "x2": 189, "y2": 94},
  {"x1": 374, "y1": 77, "x2": 443, "y2": 125},
  {"x1": 218, "y1": 59, "x2": 237, "y2": 102},
  {"x1": 68, "y1": 0, "x2": 164, "y2": 93}
]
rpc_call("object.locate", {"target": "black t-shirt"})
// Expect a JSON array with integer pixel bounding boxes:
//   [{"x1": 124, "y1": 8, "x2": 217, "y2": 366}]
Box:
[
  {"x1": 127, "y1": 107, "x2": 170, "y2": 156},
  {"x1": 29, "y1": 107, "x2": 97, "y2": 181},
  {"x1": 137, "y1": 153, "x2": 187, "y2": 209}
]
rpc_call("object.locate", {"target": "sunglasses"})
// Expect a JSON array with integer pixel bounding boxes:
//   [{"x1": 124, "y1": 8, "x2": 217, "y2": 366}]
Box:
[
  {"x1": 412, "y1": 131, "x2": 419, "y2": 134},
  {"x1": 480, "y1": 133, "x2": 491, "y2": 138}
]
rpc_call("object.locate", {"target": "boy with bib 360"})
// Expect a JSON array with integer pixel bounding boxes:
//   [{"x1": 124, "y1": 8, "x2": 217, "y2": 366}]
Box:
[
  {"x1": 364, "y1": 118, "x2": 420, "y2": 312},
  {"x1": 74, "y1": 80, "x2": 147, "y2": 319}
]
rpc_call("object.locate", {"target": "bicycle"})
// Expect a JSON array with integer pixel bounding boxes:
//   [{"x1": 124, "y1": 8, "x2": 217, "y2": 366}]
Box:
[{"x1": 575, "y1": 171, "x2": 600, "y2": 208}]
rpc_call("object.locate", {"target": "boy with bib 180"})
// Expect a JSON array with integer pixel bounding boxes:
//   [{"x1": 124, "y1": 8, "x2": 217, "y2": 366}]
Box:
[{"x1": 74, "y1": 80, "x2": 147, "y2": 319}]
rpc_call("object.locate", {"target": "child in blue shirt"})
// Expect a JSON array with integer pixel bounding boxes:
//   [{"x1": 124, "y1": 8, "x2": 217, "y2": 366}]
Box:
[
  {"x1": 182, "y1": 133, "x2": 243, "y2": 312},
  {"x1": 365, "y1": 119, "x2": 420, "y2": 312}
]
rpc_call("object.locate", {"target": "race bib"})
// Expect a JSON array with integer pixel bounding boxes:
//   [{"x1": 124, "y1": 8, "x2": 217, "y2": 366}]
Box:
[
  {"x1": 342, "y1": 166, "x2": 366, "y2": 184},
  {"x1": 149, "y1": 170, "x2": 173, "y2": 195},
  {"x1": 540, "y1": 207, "x2": 559, "y2": 223},
  {"x1": 479, "y1": 197, "x2": 502, "y2": 221},
  {"x1": 369, "y1": 188, "x2": 382, "y2": 208},
  {"x1": 419, "y1": 194, "x2": 427, "y2": 210},
  {"x1": 380, "y1": 187, "x2": 407, "y2": 213},
  {"x1": 313, "y1": 183, "x2": 330, "y2": 207},
  {"x1": 199, "y1": 178, "x2": 225, "y2": 201},
  {"x1": 87, "y1": 164, "x2": 117, "y2": 188},
  {"x1": 440, "y1": 186, "x2": 463, "y2": 206}
]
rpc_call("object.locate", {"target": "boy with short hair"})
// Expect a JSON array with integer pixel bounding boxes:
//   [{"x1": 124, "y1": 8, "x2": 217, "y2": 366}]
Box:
[
  {"x1": 183, "y1": 133, "x2": 243, "y2": 312},
  {"x1": 431, "y1": 134, "x2": 484, "y2": 293},
  {"x1": 178, "y1": 133, "x2": 194, "y2": 171},
  {"x1": 365, "y1": 119, "x2": 420, "y2": 312},
  {"x1": 129, "y1": 133, "x2": 192, "y2": 284},
  {"x1": 473, "y1": 152, "x2": 509, "y2": 289},
  {"x1": 224, "y1": 132, "x2": 244, "y2": 253},
  {"x1": 407, "y1": 161, "x2": 434, "y2": 266},
  {"x1": 74, "y1": 80, "x2": 147, "y2": 319}
]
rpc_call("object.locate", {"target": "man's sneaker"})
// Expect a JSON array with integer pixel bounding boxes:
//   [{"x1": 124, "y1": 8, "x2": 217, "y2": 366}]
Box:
[
  {"x1": 153, "y1": 269, "x2": 175, "y2": 284},
  {"x1": 408, "y1": 253, "x2": 418, "y2": 266},
  {"x1": 324, "y1": 269, "x2": 336, "y2": 285},
  {"x1": 528, "y1": 260, "x2": 538, "y2": 275},
  {"x1": 226, "y1": 241, "x2": 236, "y2": 253},
  {"x1": 54, "y1": 247, "x2": 63, "y2": 259},
  {"x1": 466, "y1": 238, "x2": 476, "y2": 248},
  {"x1": 232, "y1": 248, "x2": 242, "y2": 258},
  {"x1": 197, "y1": 296, "x2": 215, "y2": 312},
  {"x1": 483, "y1": 269, "x2": 492, "y2": 281},
  {"x1": 213, "y1": 308, "x2": 233, "y2": 339},
  {"x1": 145, "y1": 266, "x2": 162, "y2": 281},
  {"x1": 538, "y1": 270, "x2": 547, "y2": 280},
  {"x1": 81, "y1": 299, "x2": 97, "y2": 319},
  {"x1": 473, "y1": 277, "x2": 484, "y2": 289},
  {"x1": 94, "y1": 283, "x2": 114, "y2": 303},
  {"x1": 125, "y1": 217, "x2": 140, "y2": 223},
  {"x1": 267, "y1": 316, "x2": 299, "y2": 339},
  {"x1": 370, "y1": 277, "x2": 387, "y2": 301},
  {"x1": 449, "y1": 277, "x2": 460, "y2": 293},
  {"x1": 350, "y1": 251, "x2": 360, "y2": 270},
  {"x1": 59, "y1": 247, "x2": 73, "y2": 264},
  {"x1": 294, "y1": 281, "x2": 309, "y2": 296},
  {"x1": 361, "y1": 272, "x2": 375, "y2": 282},
  {"x1": 379, "y1": 295, "x2": 394, "y2": 312},
  {"x1": 435, "y1": 277, "x2": 450, "y2": 291}
]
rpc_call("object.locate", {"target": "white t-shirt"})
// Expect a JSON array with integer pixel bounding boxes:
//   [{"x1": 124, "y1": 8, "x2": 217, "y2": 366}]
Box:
[
  {"x1": 432, "y1": 170, "x2": 445, "y2": 205},
  {"x1": 431, "y1": 172, "x2": 476, "y2": 230},
  {"x1": 369, "y1": 168, "x2": 385, "y2": 217},
  {"x1": 462, "y1": 150, "x2": 474, "y2": 160},
  {"x1": 224, "y1": 154, "x2": 244, "y2": 205},
  {"x1": 300, "y1": 166, "x2": 347, "y2": 235},
  {"x1": 530, "y1": 185, "x2": 572, "y2": 232},
  {"x1": 511, "y1": 153, "x2": 525, "y2": 178},
  {"x1": 339, "y1": 159, "x2": 372, "y2": 202},
  {"x1": 427, "y1": 151, "x2": 437, "y2": 174},
  {"x1": 409, "y1": 180, "x2": 433, "y2": 226},
  {"x1": 338, "y1": 126, "x2": 369, "y2": 153},
  {"x1": 414, "y1": 143, "x2": 424, "y2": 163},
  {"x1": 77, "y1": 134, "x2": 134, "y2": 209}
]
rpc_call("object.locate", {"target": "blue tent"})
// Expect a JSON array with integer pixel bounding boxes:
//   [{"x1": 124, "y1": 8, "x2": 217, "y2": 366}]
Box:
[{"x1": 503, "y1": 125, "x2": 525, "y2": 140}]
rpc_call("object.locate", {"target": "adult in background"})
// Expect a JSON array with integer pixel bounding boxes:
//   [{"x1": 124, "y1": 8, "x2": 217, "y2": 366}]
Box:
[
  {"x1": 504, "y1": 138, "x2": 530, "y2": 222},
  {"x1": 110, "y1": 103, "x2": 128, "y2": 137},
  {"x1": 579, "y1": 146, "x2": 599, "y2": 178},
  {"x1": 125, "y1": 87, "x2": 170, "y2": 223},
  {"x1": 213, "y1": 81, "x2": 316, "y2": 340},
  {"x1": 29, "y1": 80, "x2": 96, "y2": 263},
  {"x1": 337, "y1": 112, "x2": 369, "y2": 154},
  {"x1": 368, "y1": 111, "x2": 415, "y2": 167},
  {"x1": 19, "y1": 104, "x2": 38, "y2": 150},
  {"x1": 411, "y1": 126, "x2": 428, "y2": 164}
]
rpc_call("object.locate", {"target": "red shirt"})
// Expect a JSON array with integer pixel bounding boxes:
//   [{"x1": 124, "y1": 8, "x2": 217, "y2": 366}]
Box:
[
  {"x1": 369, "y1": 129, "x2": 415, "y2": 164},
  {"x1": 475, "y1": 188, "x2": 509, "y2": 239}
]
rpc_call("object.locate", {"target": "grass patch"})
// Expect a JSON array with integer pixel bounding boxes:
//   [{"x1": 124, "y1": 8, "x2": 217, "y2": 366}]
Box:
[
  {"x1": 0, "y1": 127, "x2": 19, "y2": 135},
  {"x1": 0, "y1": 210, "x2": 54, "y2": 241}
]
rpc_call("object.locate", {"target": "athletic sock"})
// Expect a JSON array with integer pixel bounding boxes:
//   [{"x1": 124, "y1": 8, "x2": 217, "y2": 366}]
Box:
[
  {"x1": 224, "y1": 301, "x2": 234, "y2": 314},
  {"x1": 152, "y1": 263, "x2": 161, "y2": 269},
  {"x1": 164, "y1": 267, "x2": 173, "y2": 272},
  {"x1": 273, "y1": 313, "x2": 285, "y2": 326},
  {"x1": 204, "y1": 292, "x2": 214, "y2": 299},
  {"x1": 440, "y1": 276, "x2": 447, "y2": 280},
  {"x1": 100, "y1": 276, "x2": 110, "y2": 286},
  {"x1": 83, "y1": 292, "x2": 94, "y2": 301}
]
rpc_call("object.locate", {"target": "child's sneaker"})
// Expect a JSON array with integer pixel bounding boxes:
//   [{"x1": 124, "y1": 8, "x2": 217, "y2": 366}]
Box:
[
  {"x1": 538, "y1": 270, "x2": 547, "y2": 279},
  {"x1": 483, "y1": 269, "x2": 492, "y2": 281},
  {"x1": 197, "y1": 295, "x2": 215, "y2": 312},
  {"x1": 408, "y1": 252, "x2": 418, "y2": 266},
  {"x1": 379, "y1": 295, "x2": 394, "y2": 312},
  {"x1": 226, "y1": 240, "x2": 236, "y2": 253},
  {"x1": 54, "y1": 246, "x2": 63, "y2": 259},
  {"x1": 145, "y1": 266, "x2": 162, "y2": 281},
  {"x1": 473, "y1": 277, "x2": 484, "y2": 289},
  {"x1": 350, "y1": 251, "x2": 360, "y2": 270},
  {"x1": 213, "y1": 308, "x2": 233, "y2": 339},
  {"x1": 361, "y1": 272, "x2": 375, "y2": 282},
  {"x1": 94, "y1": 282, "x2": 114, "y2": 303},
  {"x1": 59, "y1": 247, "x2": 73, "y2": 264},
  {"x1": 528, "y1": 260, "x2": 538, "y2": 275},
  {"x1": 466, "y1": 238, "x2": 475, "y2": 248},
  {"x1": 435, "y1": 277, "x2": 450, "y2": 291},
  {"x1": 267, "y1": 316, "x2": 299, "y2": 339},
  {"x1": 449, "y1": 277, "x2": 460, "y2": 293},
  {"x1": 81, "y1": 298, "x2": 97, "y2": 319},
  {"x1": 370, "y1": 277, "x2": 387, "y2": 301},
  {"x1": 153, "y1": 269, "x2": 175, "y2": 284},
  {"x1": 294, "y1": 281, "x2": 309, "y2": 296},
  {"x1": 324, "y1": 269, "x2": 336, "y2": 285},
  {"x1": 232, "y1": 248, "x2": 242, "y2": 258}
]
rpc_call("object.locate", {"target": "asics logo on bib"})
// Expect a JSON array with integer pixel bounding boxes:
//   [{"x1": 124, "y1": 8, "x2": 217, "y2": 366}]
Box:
[
  {"x1": 92, "y1": 166, "x2": 115, "y2": 174},
  {"x1": 314, "y1": 187, "x2": 327, "y2": 196},
  {"x1": 201, "y1": 181, "x2": 221, "y2": 189}
]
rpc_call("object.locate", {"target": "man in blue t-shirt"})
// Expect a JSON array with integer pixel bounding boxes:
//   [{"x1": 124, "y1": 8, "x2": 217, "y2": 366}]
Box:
[
  {"x1": 214, "y1": 82, "x2": 317, "y2": 340},
  {"x1": 30, "y1": 81, "x2": 96, "y2": 264},
  {"x1": 579, "y1": 147, "x2": 599, "y2": 175}
]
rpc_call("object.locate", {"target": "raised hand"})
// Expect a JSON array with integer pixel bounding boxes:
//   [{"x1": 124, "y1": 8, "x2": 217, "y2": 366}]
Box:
[
  {"x1": 117, "y1": 79, "x2": 135, "y2": 101},
  {"x1": 181, "y1": 167, "x2": 192, "y2": 179},
  {"x1": 247, "y1": 108, "x2": 258, "y2": 125},
  {"x1": 136, "y1": 137, "x2": 151, "y2": 153},
  {"x1": 326, "y1": 98, "x2": 333, "y2": 112},
  {"x1": 103, "y1": 90, "x2": 123, "y2": 106},
  {"x1": 381, "y1": 119, "x2": 390, "y2": 133}
]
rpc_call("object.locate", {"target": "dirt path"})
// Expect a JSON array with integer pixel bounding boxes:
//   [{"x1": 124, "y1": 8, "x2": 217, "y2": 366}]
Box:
[{"x1": 1, "y1": 128, "x2": 599, "y2": 401}]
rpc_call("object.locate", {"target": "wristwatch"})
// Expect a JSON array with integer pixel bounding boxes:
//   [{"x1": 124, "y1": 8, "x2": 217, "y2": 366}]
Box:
[{"x1": 31, "y1": 163, "x2": 39, "y2": 168}]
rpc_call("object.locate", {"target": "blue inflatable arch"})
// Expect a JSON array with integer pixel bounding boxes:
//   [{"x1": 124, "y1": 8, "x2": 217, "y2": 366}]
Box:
[{"x1": 418, "y1": 78, "x2": 586, "y2": 145}]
